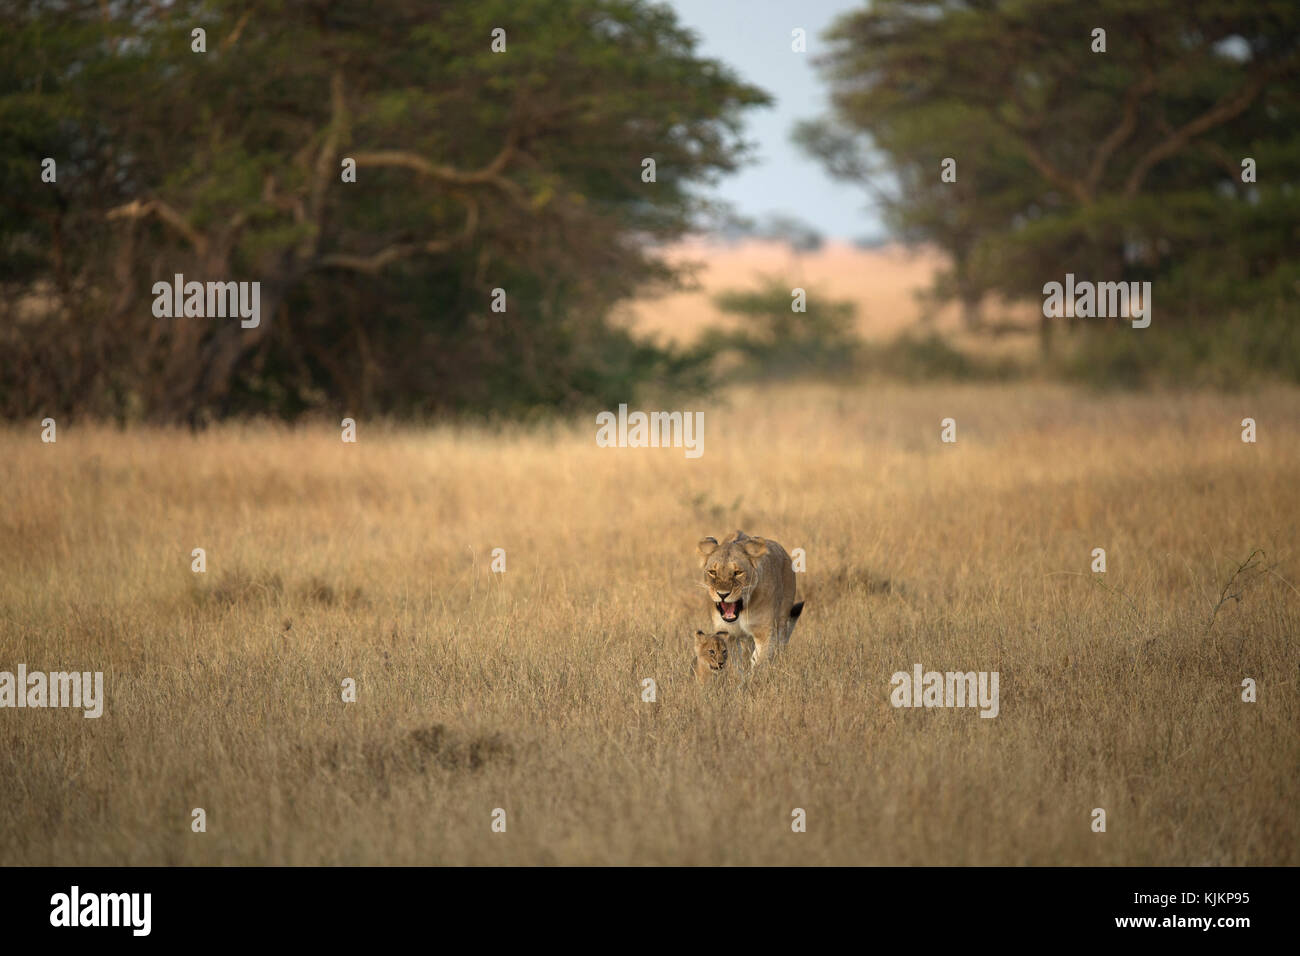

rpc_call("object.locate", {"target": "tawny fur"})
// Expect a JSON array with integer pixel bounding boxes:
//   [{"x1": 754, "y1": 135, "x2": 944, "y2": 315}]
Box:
[
  {"x1": 697, "y1": 530, "x2": 803, "y2": 668},
  {"x1": 692, "y1": 630, "x2": 730, "y2": 683}
]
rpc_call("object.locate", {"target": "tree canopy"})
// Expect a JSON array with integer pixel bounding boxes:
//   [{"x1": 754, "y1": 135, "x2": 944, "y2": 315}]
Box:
[
  {"x1": 798, "y1": 0, "x2": 1300, "y2": 376},
  {"x1": 1, "y1": 0, "x2": 769, "y2": 422}
]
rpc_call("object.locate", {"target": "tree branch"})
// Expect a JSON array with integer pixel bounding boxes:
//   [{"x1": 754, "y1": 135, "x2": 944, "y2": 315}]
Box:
[
  {"x1": 297, "y1": 70, "x2": 349, "y2": 262},
  {"x1": 315, "y1": 237, "x2": 459, "y2": 274},
  {"x1": 106, "y1": 199, "x2": 209, "y2": 255},
  {"x1": 352, "y1": 132, "x2": 526, "y2": 206},
  {"x1": 315, "y1": 193, "x2": 480, "y2": 274},
  {"x1": 1084, "y1": 68, "x2": 1158, "y2": 197},
  {"x1": 1123, "y1": 66, "x2": 1278, "y2": 197},
  {"x1": 996, "y1": 120, "x2": 1090, "y2": 204},
  {"x1": 221, "y1": 10, "x2": 251, "y2": 51}
]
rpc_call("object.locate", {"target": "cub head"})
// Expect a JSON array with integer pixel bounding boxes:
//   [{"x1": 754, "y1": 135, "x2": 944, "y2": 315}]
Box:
[
  {"x1": 697, "y1": 530, "x2": 768, "y2": 624},
  {"x1": 694, "y1": 630, "x2": 729, "y2": 671}
]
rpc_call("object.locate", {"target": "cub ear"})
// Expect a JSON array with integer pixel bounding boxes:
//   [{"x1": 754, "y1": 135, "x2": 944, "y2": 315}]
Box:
[
  {"x1": 697, "y1": 537, "x2": 719, "y2": 562},
  {"x1": 694, "y1": 630, "x2": 708, "y2": 653},
  {"x1": 742, "y1": 538, "x2": 768, "y2": 559}
]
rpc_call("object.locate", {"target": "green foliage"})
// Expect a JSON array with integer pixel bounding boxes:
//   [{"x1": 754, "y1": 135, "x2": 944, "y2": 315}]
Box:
[
  {"x1": 798, "y1": 0, "x2": 1300, "y2": 380},
  {"x1": 0, "y1": 0, "x2": 769, "y2": 422},
  {"x1": 695, "y1": 278, "x2": 1022, "y2": 384},
  {"x1": 1059, "y1": 306, "x2": 1300, "y2": 389},
  {"x1": 859, "y1": 333, "x2": 1022, "y2": 383},
  {"x1": 697, "y1": 278, "x2": 860, "y2": 380}
]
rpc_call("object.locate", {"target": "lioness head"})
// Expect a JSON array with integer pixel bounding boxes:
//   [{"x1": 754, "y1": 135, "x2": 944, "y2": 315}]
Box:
[
  {"x1": 697, "y1": 530, "x2": 768, "y2": 624},
  {"x1": 694, "y1": 630, "x2": 729, "y2": 671}
]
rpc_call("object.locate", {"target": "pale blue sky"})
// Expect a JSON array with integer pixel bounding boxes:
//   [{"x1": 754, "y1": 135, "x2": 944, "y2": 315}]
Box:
[{"x1": 663, "y1": 0, "x2": 881, "y2": 241}]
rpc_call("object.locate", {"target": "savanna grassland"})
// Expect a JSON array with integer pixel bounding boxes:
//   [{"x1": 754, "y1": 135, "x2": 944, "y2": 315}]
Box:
[{"x1": 1, "y1": 382, "x2": 1297, "y2": 865}]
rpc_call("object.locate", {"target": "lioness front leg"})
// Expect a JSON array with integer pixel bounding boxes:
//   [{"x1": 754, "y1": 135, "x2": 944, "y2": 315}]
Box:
[{"x1": 749, "y1": 621, "x2": 776, "y2": 668}]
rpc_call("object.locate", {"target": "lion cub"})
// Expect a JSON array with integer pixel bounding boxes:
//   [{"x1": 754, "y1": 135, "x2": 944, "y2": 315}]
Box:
[{"x1": 692, "y1": 630, "x2": 732, "y2": 683}]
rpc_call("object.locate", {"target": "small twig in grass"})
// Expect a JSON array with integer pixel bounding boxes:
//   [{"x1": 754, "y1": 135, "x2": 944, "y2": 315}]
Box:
[{"x1": 1205, "y1": 548, "x2": 1268, "y2": 636}]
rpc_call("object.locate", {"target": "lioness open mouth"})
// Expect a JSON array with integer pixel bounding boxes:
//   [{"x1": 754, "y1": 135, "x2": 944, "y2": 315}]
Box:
[{"x1": 716, "y1": 598, "x2": 743, "y2": 622}]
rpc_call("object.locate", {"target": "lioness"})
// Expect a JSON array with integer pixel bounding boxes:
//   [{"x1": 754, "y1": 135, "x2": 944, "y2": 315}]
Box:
[
  {"x1": 697, "y1": 530, "x2": 804, "y2": 667},
  {"x1": 692, "y1": 630, "x2": 731, "y2": 683}
]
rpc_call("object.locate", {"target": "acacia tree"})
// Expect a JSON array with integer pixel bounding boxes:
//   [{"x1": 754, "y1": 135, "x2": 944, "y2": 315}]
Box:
[
  {"x1": 0, "y1": 0, "x2": 769, "y2": 421},
  {"x1": 797, "y1": 0, "x2": 1300, "y2": 362}
]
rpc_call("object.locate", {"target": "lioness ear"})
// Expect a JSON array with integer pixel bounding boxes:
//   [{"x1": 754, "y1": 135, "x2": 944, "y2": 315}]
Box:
[
  {"x1": 697, "y1": 537, "x2": 719, "y2": 561},
  {"x1": 742, "y1": 538, "x2": 768, "y2": 559}
]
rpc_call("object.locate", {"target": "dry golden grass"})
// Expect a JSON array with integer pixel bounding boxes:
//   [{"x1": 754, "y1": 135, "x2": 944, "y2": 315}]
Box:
[{"x1": 1, "y1": 381, "x2": 1297, "y2": 865}]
